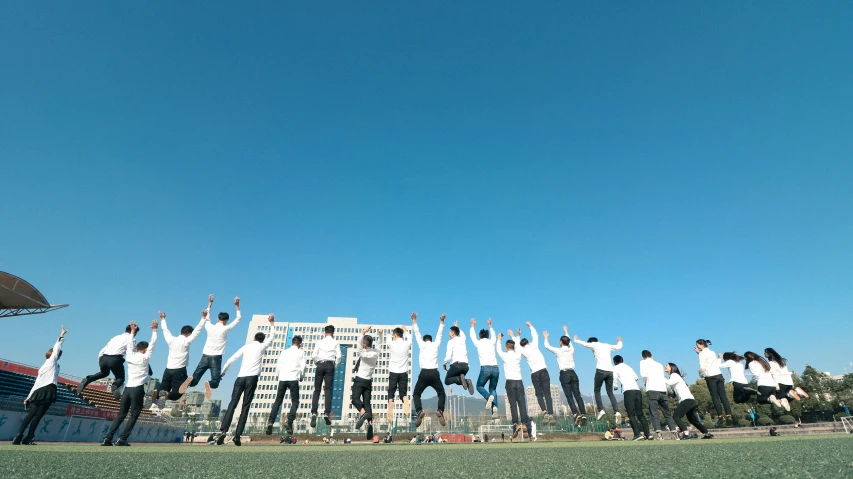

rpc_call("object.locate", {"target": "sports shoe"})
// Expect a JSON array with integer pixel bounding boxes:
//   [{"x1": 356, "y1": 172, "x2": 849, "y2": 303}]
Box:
[
  {"x1": 101, "y1": 438, "x2": 113, "y2": 446},
  {"x1": 366, "y1": 423, "x2": 374, "y2": 441},
  {"x1": 769, "y1": 395, "x2": 781, "y2": 408},
  {"x1": 795, "y1": 387, "x2": 809, "y2": 398},
  {"x1": 486, "y1": 395, "x2": 494, "y2": 409},
  {"x1": 179, "y1": 376, "x2": 194, "y2": 394},
  {"x1": 115, "y1": 440, "x2": 130, "y2": 446},
  {"x1": 656, "y1": 432, "x2": 663, "y2": 441},
  {"x1": 323, "y1": 413, "x2": 331, "y2": 426},
  {"x1": 492, "y1": 406, "x2": 499, "y2": 418},
  {"x1": 788, "y1": 390, "x2": 801, "y2": 401},
  {"x1": 581, "y1": 415, "x2": 588, "y2": 427},
  {"x1": 716, "y1": 415, "x2": 725, "y2": 427},
  {"x1": 232, "y1": 436, "x2": 242, "y2": 447},
  {"x1": 466, "y1": 379, "x2": 475, "y2": 395},
  {"x1": 113, "y1": 387, "x2": 123, "y2": 401},
  {"x1": 76, "y1": 380, "x2": 88, "y2": 395},
  {"x1": 436, "y1": 411, "x2": 446, "y2": 426},
  {"x1": 632, "y1": 435, "x2": 645, "y2": 441},
  {"x1": 596, "y1": 410, "x2": 606, "y2": 420},
  {"x1": 355, "y1": 412, "x2": 368, "y2": 430},
  {"x1": 780, "y1": 398, "x2": 791, "y2": 411},
  {"x1": 701, "y1": 433, "x2": 714, "y2": 439},
  {"x1": 416, "y1": 411, "x2": 426, "y2": 427},
  {"x1": 12, "y1": 434, "x2": 23, "y2": 445},
  {"x1": 511, "y1": 424, "x2": 520, "y2": 439},
  {"x1": 204, "y1": 381, "x2": 213, "y2": 400},
  {"x1": 216, "y1": 433, "x2": 226, "y2": 445},
  {"x1": 285, "y1": 419, "x2": 294, "y2": 435},
  {"x1": 615, "y1": 412, "x2": 622, "y2": 424},
  {"x1": 725, "y1": 415, "x2": 733, "y2": 426},
  {"x1": 310, "y1": 414, "x2": 317, "y2": 428},
  {"x1": 265, "y1": 424, "x2": 273, "y2": 436},
  {"x1": 572, "y1": 414, "x2": 580, "y2": 426}
]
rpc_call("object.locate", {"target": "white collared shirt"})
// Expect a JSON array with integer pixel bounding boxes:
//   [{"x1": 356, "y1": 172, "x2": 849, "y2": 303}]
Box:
[
  {"x1": 665, "y1": 373, "x2": 693, "y2": 402},
  {"x1": 201, "y1": 309, "x2": 242, "y2": 356},
  {"x1": 413, "y1": 322, "x2": 443, "y2": 370},
  {"x1": 639, "y1": 358, "x2": 667, "y2": 393},
  {"x1": 496, "y1": 342, "x2": 523, "y2": 381},
  {"x1": 125, "y1": 331, "x2": 157, "y2": 388},
  {"x1": 748, "y1": 361, "x2": 778, "y2": 388},
  {"x1": 27, "y1": 337, "x2": 63, "y2": 400},
  {"x1": 574, "y1": 339, "x2": 622, "y2": 372},
  {"x1": 469, "y1": 326, "x2": 498, "y2": 367},
  {"x1": 311, "y1": 335, "x2": 342, "y2": 366},
  {"x1": 519, "y1": 327, "x2": 547, "y2": 373},
  {"x1": 356, "y1": 335, "x2": 381, "y2": 380},
  {"x1": 386, "y1": 331, "x2": 412, "y2": 374},
  {"x1": 768, "y1": 361, "x2": 793, "y2": 386},
  {"x1": 276, "y1": 345, "x2": 306, "y2": 381},
  {"x1": 161, "y1": 316, "x2": 206, "y2": 369},
  {"x1": 613, "y1": 363, "x2": 641, "y2": 391},
  {"x1": 99, "y1": 332, "x2": 136, "y2": 357},
  {"x1": 222, "y1": 331, "x2": 276, "y2": 378},
  {"x1": 720, "y1": 359, "x2": 748, "y2": 384},
  {"x1": 543, "y1": 337, "x2": 575, "y2": 371},
  {"x1": 443, "y1": 331, "x2": 469, "y2": 366},
  {"x1": 698, "y1": 348, "x2": 722, "y2": 377}
]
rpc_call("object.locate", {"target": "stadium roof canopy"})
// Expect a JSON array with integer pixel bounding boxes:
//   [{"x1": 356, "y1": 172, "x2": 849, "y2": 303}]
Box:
[{"x1": 0, "y1": 272, "x2": 68, "y2": 318}]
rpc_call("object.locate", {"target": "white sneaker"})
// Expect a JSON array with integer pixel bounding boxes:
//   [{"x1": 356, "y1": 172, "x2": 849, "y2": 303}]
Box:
[
  {"x1": 486, "y1": 395, "x2": 494, "y2": 410},
  {"x1": 780, "y1": 398, "x2": 790, "y2": 411},
  {"x1": 492, "y1": 406, "x2": 499, "y2": 418},
  {"x1": 769, "y1": 395, "x2": 781, "y2": 408},
  {"x1": 596, "y1": 410, "x2": 606, "y2": 420},
  {"x1": 615, "y1": 412, "x2": 622, "y2": 424}
]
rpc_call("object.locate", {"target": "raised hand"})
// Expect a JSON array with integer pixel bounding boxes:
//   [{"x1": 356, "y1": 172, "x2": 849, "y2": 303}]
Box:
[
  {"x1": 471, "y1": 318, "x2": 476, "y2": 327},
  {"x1": 208, "y1": 294, "x2": 214, "y2": 303},
  {"x1": 60, "y1": 325, "x2": 68, "y2": 336},
  {"x1": 268, "y1": 313, "x2": 275, "y2": 324},
  {"x1": 517, "y1": 328, "x2": 522, "y2": 337},
  {"x1": 574, "y1": 335, "x2": 579, "y2": 341},
  {"x1": 439, "y1": 313, "x2": 446, "y2": 323},
  {"x1": 487, "y1": 318, "x2": 492, "y2": 327},
  {"x1": 402, "y1": 325, "x2": 409, "y2": 333},
  {"x1": 525, "y1": 321, "x2": 532, "y2": 328},
  {"x1": 454, "y1": 321, "x2": 458, "y2": 327},
  {"x1": 362, "y1": 326, "x2": 372, "y2": 335},
  {"x1": 233, "y1": 297, "x2": 240, "y2": 307},
  {"x1": 151, "y1": 320, "x2": 159, "y2": 330},
  {"x1": 202, "y1": 310, "x2": 209, "y2": 319},
  {"x1": 507, "y1": 329, "x2": 514, "y2": 338},
  {"x1": 159, "y1": 311, "x2": 166, "y2": 320},
  {"x1": 411, "y1": 312, "x2": 418, "y2": 323},
  {"x1": 130, "y1": 322, "x2": 139, "y2": 333},
  {"x1": 542, "y1": 331, "x2": 550, "y2": 339},
  {"x1": 616, "y1": 336, "x2": 622, "y2": 342},
  {"x1": 562, "y1": 325, "x2": 568, "y2": 335}
]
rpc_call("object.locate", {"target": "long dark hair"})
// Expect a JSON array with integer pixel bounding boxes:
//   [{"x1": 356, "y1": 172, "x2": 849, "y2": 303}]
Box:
[
  {"x1": 722, "y1": 352, "x2": 744, "y2": 362},
  {"x1": 666, "y1": 363, "x2": 684, "y2": 379},
  {"x1": 696, "y1": 339, "x2": 712, "y2": 347},
  {"x1": 764, "y1": 348, "x2": 787, "y2": 368},
  {"x1": 744, "y1": 351, "x2": 770, "y2": 372}
]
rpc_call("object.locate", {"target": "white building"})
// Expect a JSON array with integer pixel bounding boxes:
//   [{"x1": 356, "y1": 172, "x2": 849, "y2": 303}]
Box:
[
  {"x1": 233, "y1": 315, "x2": 413, "y2": 432},
  {"x1": 502, "y1": 384, "x2": 564, "y2": 418}
]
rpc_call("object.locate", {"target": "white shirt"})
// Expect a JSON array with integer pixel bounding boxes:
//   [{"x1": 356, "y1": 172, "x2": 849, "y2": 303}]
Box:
[
  {"x1": 161, "y1": 316, "x2": 206, "y2": 369},
  {"x1": 413, "y1": 322, "x2": 443, "y2": 370},
  {"x1": 543, "y1": 337, "x2": 575, "y2": 371},
  {"x1": 125, "y1": 331, "x2": 157, "y2": 388},
  {"x1": 443, "y1": 331, "x2": 469, "y2": 366},
  {"x1": 613, "y1": 363, "x2": 640, "y2": 391},
  {"x1": 575, "y1": 339, "x2": 622, "y2": 372},
  {"x1": 768, "y1": 361, "x2": 793, "y2": 386},
  {"x1": 698, "y1": 348, "x2": 722, "y2": 377},
  {"x1": 386, "y1": 331, "x2": 412, "y2": 374},
  {"x1": 201, "y1": 309, "x2": 242, "y2": 356},
  {"x1": 748, "y1": 361, "x2": 778, "y2": 388},
  {"x1": 27, "y1": 337, "x2": 63, "y2": 400},
  {"x1": 222, "y1": 331, "x2": 276, "y2": 378},
  {"x1": 639, "y1": 358, "x2": 667, "y2": 393},
  {"x1": 311, "y1": 335, "x2": 342, "y2": 366},
  {"x1": 496, "y1": 342, "x2": 523, "y2": 381},
  {"x1": 469, "y1": 326, "x2": 498, "y2": 367},
  {"x1": 355, "y1": 335, "x2": 381, "y2": 380},
  {"x1": 665, "y1": 373, "x2": 693, "y2": 402},
  {"x1": 99, "y1": 332, "x2": 136, "y2": 357},
  {"x1": 720, "y1": 359, "x2": 748, "y2": 384},
  {"x1": 518, "y1": 327, "x2": 547, "y2": 373},
  {"x1": 276, "y1": 345, "x2": 306, "y2": 381}
]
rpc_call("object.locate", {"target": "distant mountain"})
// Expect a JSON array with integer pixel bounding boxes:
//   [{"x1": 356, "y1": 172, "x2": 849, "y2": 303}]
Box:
[{"x1": 418, "y1": 391, "x2": 625, "y2": 414}]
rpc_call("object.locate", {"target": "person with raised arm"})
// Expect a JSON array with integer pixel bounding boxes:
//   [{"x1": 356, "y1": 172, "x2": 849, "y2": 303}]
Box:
[
  {"x1": 575, "y1": 334, "x2": 622, "y2": 422},
  {"x1": 151, "y1": 310, "x2": 206, "y2": 409},
  {"x1": 496, "y1": 332, "x2": 531, "y2": 439},
  {"x1": 102, "y1": 320, "x2": 158, "y2": 446},
  {"x1": 469, "y1": 318, "x2": 499, "y2": 417},
  {"x1": 640, "y1": 350, "x2": 678, "y2": 440},
  {"x1": 210, "y1": 314, "x2": 276, "y2": 446},
  {"x1": 13, "y1": 325, "x2": 68, "y2": 445},
  {"x1": 544, "y1": 325, "x2": 586, "y2": 426},
  {"x1": 386, "y1": 323, "x2": 412, "y2": 421},
  {"x1": 310, "y1": 322, "x2": 341, "y2": 428},
  {"x1": 443, "y1": 320, "x2": 474, "y2": 395},
  {"x1": 352, "y1": 325, "x2": 382, "y2": 437},
  {"x1": 186, "y1": 295, "x2": 242, "y2": 400},
  {"x1": 412, "y1": 313, "x2": 447, "y2": 427},
  {"x1": 512, "y1": 322, "x2": 555, "y2": 424},
  {"x1": 694, "y1": 339, "x2": 733, "y2": 426},
  {"x1": 613, "y1": 355, "x2": 650, "y2": 441},
  {"x1": 77, "y1": 323, "x2": 138, "y2": 399},
  {"x1": 265, "y1": 334, "x2": 306, "y2": 436}
]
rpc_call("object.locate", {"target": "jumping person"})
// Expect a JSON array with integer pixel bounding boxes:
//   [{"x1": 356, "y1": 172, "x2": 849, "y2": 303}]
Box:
[
  {"x1": 443, "y1": 321, "x2": 474, "y2": 395},
  {"x1": 353, "y1": 326, "x2": 382, "y2": 434},
  {"x1": 664, "y1": 362, "x2": 713, "y2": 440},
  {"x1": 512, "y1": 322, "x2": 555, "y2": 425},
  {"x1": 185, "y1": 295, "x2": 242, "y2": 400},
  {"x1": 386, "y1": 324, "x2": 412, "y2": 421},
  {"x1": 719, "y1": 352, "x2": 758, "y2": 404},
  {"x1": 613, "y1": 355, "x2": 649, "y2": 441},
  {"x1": 496, "y1": 332, "x2": 531, "y2": 439},
  {"x1": 574, "y1": 334, "x2": 622, "y2": 422},
  {"x1": 412, "y1": 313, "x2": 447, "y2": 427},
  {"x1": 102, "y1": 320, "x2": 158, "y2": 446},
  {"x1": 694, "y1": 339, "x2": 733, "y2": 426},
  {"x1": 639, "y1": 350, "x2": 677, "y2": 440},
  {"x1": 210, "y1": 314, "x2": 276, "y2": 446},
  {"x1": 77, "y1": 323, "x2": 138, "y2": 399},
  {"x1": 151, "y1": 310, "x2": 206, "y2": 409},
  {"x1": 469, "y1": 318, "x2": 499, "y2": 418},
  {"x1": 765, "y1": 347, "x2": 809, "y2": 406},
  {"x1": 544, "y1": 326, "x2": 586, "y2": 426},
  {"x1": 744, "y1": 351, "x2": 782, "y2": 408},
  {"x1": 310, "y1": 324, "x2": 341, "y2": 428},
  {"x1": 266, "y1": 335, "x2": 306, "y2": 435},
  {"x1": 13, "y1": 325, "x2": 68, "y2": 445}
]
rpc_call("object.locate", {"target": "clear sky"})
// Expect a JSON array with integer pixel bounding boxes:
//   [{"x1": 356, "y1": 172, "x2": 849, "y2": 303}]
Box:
[{"x1": 2, "y1": 2, "x2": 852, "y2": 403}]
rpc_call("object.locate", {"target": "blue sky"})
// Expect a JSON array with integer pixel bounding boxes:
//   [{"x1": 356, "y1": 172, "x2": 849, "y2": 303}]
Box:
[{"x1": 2, "y1": 2, "x2": 852, "y2": 402}]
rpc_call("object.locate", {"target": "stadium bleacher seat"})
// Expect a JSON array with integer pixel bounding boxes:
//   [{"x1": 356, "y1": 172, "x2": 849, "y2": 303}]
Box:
[{"x1": 0, "y1": 370, "x2": 90, "y2": 407}]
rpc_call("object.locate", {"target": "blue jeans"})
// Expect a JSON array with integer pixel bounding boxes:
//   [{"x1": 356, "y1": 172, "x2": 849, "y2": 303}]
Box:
[
  {"x1": 189, "y1": 354, "x2": 223, "y2": 389},
  {"x1": 476, "y1": 366, "x2": 500, "y2": 406}
]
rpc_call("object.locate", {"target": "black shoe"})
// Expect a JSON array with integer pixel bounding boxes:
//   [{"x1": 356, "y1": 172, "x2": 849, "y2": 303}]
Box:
[
  {"x1": 115, "y1": 440, "x2": 130, "y2": 446},
  {"x1": 702, "y1": 433, "x2": 714, "y2": 440},
  {"x1": 436, "y1": 411, "x2": 446, "y2": 426},
  {"x1": 323, "y1": 413, "x2": 331, "y2": 426},
  {"x1": 77, "y1": 381, "x2": 88, "y2": 395},
  {"x1": 113, "y1": 387, "x2": 122, "y2": 401},
  {"x1": 12, "y1": 434, "x2": 22, "y2": 445},
  {"x1": 466, "y1": 379, "x2": 475, "y2": 395},
  {"x1": 101, "y1": 438, "x2": 113, "y2": 446},
  {"x1": 310, "y1": 414, "x2": 317, "y2": 428},
  {"x1": 355, "y1": 412, "x2": 368, "y2": 430},
  {"x1": 285, "y1": 419, "x2": 294, "y2": 435},
  {"x1": 22, "y1": 437, "x2": 36, "y2": 445},
  {"x1": 265, "y1": 424, "x2": 273, "y2": 435},
  {"x1": 366, "y1": 424, "x2": 373, "y2": 440},
  {"x1": 416, "y1": 411, "x2": 426, "y2": 427},
  {"x1": 216, "y1": 433, "x2": 226, "y2": 445},
  {"x1": 233, "y1": 436, "x2": 241, "y2": 446}
]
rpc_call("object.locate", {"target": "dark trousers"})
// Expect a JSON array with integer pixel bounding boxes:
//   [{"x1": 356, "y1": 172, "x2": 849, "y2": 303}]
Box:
[
  {"x1": 105, "y1": 385, "x2": 144, "y2": 442},
  {"x1": 17, "y1": 403, "x2": 51, "y2": 441},
  {"x1": 506, "y1": 379, "x2": 529, "y2": 425},
  {"x1": 559, "y1": 370, "x2": 585, "y2": 415},
  {"x1": 388, "y1": 372, "x2": 408, "y2": 401},
  {"x1": 733, "y1": 382, "x2": 755, "y2": 403},
  {"x1": 647, "y1": 390, "x2": 677, "y2": 432},
  {"x1": 531, "y1": 369, "x2": 554, "y2": 415},
  {"x1": 705, "y1": 374, "x2": 732, "y2": 415},
  {"x1": 593, "y1": 369, "x2": 619, "y2": 411},
  {"x1": 220, "y1": 376, "x2": 258, "y2": 437},
  {"x1": 673, "y1": 398, "x2": 707, "y2": 434},
  {"x1": 757, "y1": 385, "x2": 776, "y2": 404},
  {"x1": 189, "y1": 355, "x2": 222, "y2": 389},
  {"x1": 311, "y1": 361, "x2": 335, "y2": 414},
  {"x1": 85, "y1": 355, "x2": 125, "y2": 389},
  {"x1": 269, "y1": 380, "x2": 299, "y2": 424},
  {"x1": 624, "y1": 390, "x2": 650, "y2": 438},
  {"x1": 776, "y1": 384, "x2": 793, "y2": 400},
  {"x1": 413, "y1": 369, "x2": 445, "y2": 413},
  {"x1": 351, "y1": 377, "x2": 373, "y2": 419},
  {"x1": 159, "y1": 367, "x2": 188, "y2": 401},
  {"x1": 444, "y1": 362, "x2": 469, "y2": 386}
]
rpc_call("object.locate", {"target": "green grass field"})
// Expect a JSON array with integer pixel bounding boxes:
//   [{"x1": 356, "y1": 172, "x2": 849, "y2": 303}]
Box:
[{"x1": 2, "y1": 435, "x2": 851, "y2": 478}]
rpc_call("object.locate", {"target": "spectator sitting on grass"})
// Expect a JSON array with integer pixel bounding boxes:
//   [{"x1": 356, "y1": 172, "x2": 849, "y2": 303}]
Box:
[{"x1": 769, "y1": 427, "x2": 780, "y2": 436}]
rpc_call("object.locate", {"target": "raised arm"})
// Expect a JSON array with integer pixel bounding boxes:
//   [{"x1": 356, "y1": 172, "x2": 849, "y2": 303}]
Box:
[
  {"x1": 143, "y1": 320, "x2": 158, "y2": 359},
  {"x1": 204, "y1": 295, "x2": 214, "y2": 326},
  {"x1": 611, "y1": 337, "x2": 623, "y2": 351},
  {"x1": 186, "y1": 313, "x2": 208, "y2": 344},
  {"x1": 495, "y1": 333, "x2": 506, "y2": 361},
  {"x1": 435, "y1": 315, "x2": 445, "y2": 346},
  {"x1": 412, "y1": 317, "x2": 424, "y2": 349},
  {"x1": 574, "y1": 336, "x2": 591, "y2": 349},
  {"x1": 542, "y1": 331, "x2": 559, "y2": 354},
  {"x1": 221, "y1": 345, "x2": 245, "y2": 377},
  {"x1": 48, "y1": 325, "x2": 67, "y2": 362},
  {"x1": 487, "y1": 318, "x2": 496, "y2": 345},
  {"x1": 159, "y1": 311, "x2": 174, "y2": 345},
  {"x1": 260, "y1": 314, "x2": 277, "y2": 351},
  {"x1": 469, "y1": 319, "x2": 477, "y2": 346},
  {"x1": 526, "y1": 322, "x2": 538, "y2": 348},
  {"x1": 224, "y1": 297, "x2": 242, "y2": 331}
]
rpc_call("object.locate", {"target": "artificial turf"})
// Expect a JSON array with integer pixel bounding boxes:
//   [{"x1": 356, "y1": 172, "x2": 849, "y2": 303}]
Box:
[{"x1": 1, "y1": 435, "x2": 851, "y2": 478}]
